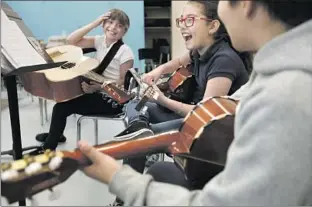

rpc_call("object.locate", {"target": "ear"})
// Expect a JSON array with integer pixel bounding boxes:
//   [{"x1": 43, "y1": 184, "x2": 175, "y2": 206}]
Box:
[{"x1": 208, "y1": 20, "x2": 221, "y2": 35}]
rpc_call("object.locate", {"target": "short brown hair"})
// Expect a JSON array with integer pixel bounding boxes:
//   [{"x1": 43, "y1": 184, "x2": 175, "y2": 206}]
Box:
[{"x1": 108, "y1": 8, "x2": 130, "y2": 31}]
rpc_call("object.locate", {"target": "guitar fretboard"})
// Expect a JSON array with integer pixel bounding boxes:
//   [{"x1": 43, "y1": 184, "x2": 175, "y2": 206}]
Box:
[{"x1": 83, "y1": 71, "x2": 106, "y2": 84}]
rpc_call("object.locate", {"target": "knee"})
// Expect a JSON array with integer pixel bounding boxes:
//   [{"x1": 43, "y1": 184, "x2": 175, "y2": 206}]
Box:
[
  {"x1": 126, "y1": 99, "x2": 140, "y2": 109},
  {"x1": 52, "y1": 103, "x2": 72, "y2": 117},
  {"x1": 146, "y1": 161, "x2": 171, "y2": 178}
]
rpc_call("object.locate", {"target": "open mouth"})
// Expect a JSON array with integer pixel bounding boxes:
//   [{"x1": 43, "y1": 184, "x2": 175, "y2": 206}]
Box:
[{"x1": 182, "y1": 34, "x2": 192, "y2": 42}]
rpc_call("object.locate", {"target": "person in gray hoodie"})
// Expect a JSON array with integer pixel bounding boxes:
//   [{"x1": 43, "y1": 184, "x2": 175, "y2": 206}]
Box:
[{"x1": 77, "y1": 0, "x2": 312, "y2": 205}]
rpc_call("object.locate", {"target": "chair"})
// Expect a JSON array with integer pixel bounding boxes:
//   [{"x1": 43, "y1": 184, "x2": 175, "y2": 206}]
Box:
[
  {"x1": 76, "y1": 111, "x2": 127, "y2": 145},
  {"x1": 76, "y1": 75, "x2": 137, "y2": 146},
  {"x1": 159, "y1": 46, "x2": 170, "y2": 64},
  {"x1": 138, "y1": 48, "x2": 158, "y2": 73}
]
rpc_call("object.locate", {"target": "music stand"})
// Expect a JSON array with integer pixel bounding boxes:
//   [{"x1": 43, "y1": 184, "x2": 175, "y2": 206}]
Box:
[{"x1": 1, "y1": 61, "x2": 66, "y2": 206}]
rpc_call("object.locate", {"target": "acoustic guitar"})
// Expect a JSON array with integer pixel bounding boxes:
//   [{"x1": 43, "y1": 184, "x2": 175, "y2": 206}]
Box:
[
  {"x1": 41, "y1": 45, "x2": 135, "y2": 104},
  {"x1": 126, "y1": 65, "x2": 196, "y2": 111},
  {"x1": 1, "y1": 96, "x2": 237, "y2": 204}
]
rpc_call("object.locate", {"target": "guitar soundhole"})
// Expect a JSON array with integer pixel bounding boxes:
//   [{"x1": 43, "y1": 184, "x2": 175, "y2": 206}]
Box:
[{"x1": 61, "y1": 62, "x2": 76, "y2": 69}]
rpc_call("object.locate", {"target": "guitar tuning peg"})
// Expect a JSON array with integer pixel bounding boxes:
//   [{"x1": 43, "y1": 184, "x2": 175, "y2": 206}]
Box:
[
  {"x1": 48, "y1": 188, "x2": 61, "y2": 201},
  {"x1": 25, "y1": 156, "x2": 35, "y2": 164},
  {"x1": 1, "y1": 169, "x2": 18, "y2": 181},
  {"x1": 25, "y1": 162, "x2": 42, "y2": 175},
  {"x1": 49, "y1": 156, "x2": 63, "y2": 170},
  {"x1": 23, "y1": 154, "x2": 30, "y2": 159},
  {"x1": 1, "y1": 162, "x2": 11, "y2": 171}
]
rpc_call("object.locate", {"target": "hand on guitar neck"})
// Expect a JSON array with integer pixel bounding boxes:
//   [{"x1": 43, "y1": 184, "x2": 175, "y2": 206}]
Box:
[
  {"x1": 81, "y1": 81, "x2": 102, "y2": 94},
  {"x1": 127, "y1": 65, "x2": 194, "y2": 112}
]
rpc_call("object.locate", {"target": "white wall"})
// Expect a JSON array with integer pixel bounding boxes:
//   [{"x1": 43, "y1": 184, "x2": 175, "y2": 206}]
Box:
[{"x1": 171, "y1": 1, "x2": 188, "y2": 59}]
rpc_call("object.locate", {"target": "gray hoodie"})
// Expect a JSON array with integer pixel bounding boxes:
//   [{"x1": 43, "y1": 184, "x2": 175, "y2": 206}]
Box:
[{"x1": 109, "y1": 19, "x2": 312, "y2": 206}]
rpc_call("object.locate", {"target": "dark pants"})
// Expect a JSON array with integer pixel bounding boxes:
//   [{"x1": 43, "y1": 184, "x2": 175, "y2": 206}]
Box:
[
  {"x1": 116, "y1": 161, "x2": 194, "y2": 205},
  {"x1": 43, "y1": 93, "x2": 122, "y2": 150},
  {"x1": 146, "y1": 161, "x2": 194, "y2": 190}
]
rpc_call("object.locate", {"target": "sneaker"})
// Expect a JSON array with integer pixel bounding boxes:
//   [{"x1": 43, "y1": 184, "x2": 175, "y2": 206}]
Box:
[
  {"x1": 145, "y1": 154, "x2": 160, "y2": 167},
  {"x1": 107, "y1": 198, "x2": 124, "y2": 206},
  {"x1": 114, "y1": 120, "x2": 150, "y2": 138},
  {"x1": 113, "y1": 128, "x2": 154, "y2": 141},
  {"x1": 36, "y1": 133, "x2": 67, "y2": 143}
]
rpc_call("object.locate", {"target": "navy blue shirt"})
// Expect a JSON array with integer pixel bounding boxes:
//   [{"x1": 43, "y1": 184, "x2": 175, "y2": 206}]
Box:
[{"x1": 190, "y1": 38, "x2": 249, "y2": 103}]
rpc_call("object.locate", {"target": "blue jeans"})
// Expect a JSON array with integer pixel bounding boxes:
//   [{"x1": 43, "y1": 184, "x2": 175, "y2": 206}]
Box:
[
  {"x1": 123, "y1": 99, "x2": 184, "y2": 173},
  {"x1": 125, "y1": 99, "x2": 182, "y2": 125},
  {"x1": 151, "y1": 118, "x2": 183, "y2": 134},
  {"x1": 122, "y1": 118, "x2": 184, "y2": 173}
]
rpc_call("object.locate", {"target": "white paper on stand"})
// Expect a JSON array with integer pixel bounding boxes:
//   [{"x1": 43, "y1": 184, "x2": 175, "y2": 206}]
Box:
[{"x1": 1, "y1": 9, "x2": 46, "y2": 69}]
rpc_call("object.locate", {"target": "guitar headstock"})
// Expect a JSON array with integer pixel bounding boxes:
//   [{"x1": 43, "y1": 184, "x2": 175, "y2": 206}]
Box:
[
  {"x1": 1, "y1": 150, "x2": 79, "y2": 204},
  {"x1": 102, "y1": 83, "x2": 135, "y2": 104},
  {"x1": 142, "y1": 86, "x2": 159, "y2": 100},
  {"x1": 135, "y1": 86, "x2": 159, "y2": 112}
]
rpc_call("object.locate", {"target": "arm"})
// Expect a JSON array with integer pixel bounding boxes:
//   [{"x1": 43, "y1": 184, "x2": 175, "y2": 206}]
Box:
[
  {"x1": 116, "y1": 45, "x2": 135, "y2": 85},
  {"x1": 116, "y1": 59, "x2": 134, "y2": 86},
  {"x1": 109, "y1": 73, "x2": 312, "y2": 206},
  {"x1": 66, "y1": 24, "x2": 96, "y2": 48},
  {"x1": 66, "y1": 13, "x2": 110, "y2": 48},
  {"x1": 143, "y1": 52, "x2": 191, "y2": 84},
  {"x1": 156, "y1": 77, "x2": 232, "y2": 116},
  {"x1": 157, "y1": 76, "x2": 233, "y2": 116},
  {"x1": 156, "y1": 55, "x2": 237, "y2": 116}
]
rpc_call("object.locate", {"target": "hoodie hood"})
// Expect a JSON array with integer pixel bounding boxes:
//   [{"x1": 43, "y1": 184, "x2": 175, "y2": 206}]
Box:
[{"x1": 254, "y1": 19, "x2": 312, "y2": 75}]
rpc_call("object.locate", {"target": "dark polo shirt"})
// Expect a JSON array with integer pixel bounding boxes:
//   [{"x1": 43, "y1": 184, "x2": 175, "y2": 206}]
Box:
[{"x1": 190, "y1": 38, "x2": 249, "y2": 103}]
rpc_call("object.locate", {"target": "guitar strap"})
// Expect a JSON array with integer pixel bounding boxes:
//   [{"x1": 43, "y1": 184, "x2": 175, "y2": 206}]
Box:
[{"x1": 93, "y1": 39, "x2": 124, "y2": 75}]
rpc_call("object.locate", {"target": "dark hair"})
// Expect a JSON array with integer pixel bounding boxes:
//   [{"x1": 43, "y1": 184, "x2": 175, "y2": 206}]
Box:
[
  {"x1": 229, "y1": 0, "x2": 312, "y2": 28},
  {"x1": 188, "y1": 0, "x2": 253, "y2": 74}
]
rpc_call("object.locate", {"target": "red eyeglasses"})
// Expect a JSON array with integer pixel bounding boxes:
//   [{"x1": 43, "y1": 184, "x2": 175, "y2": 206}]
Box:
[{"x1": 176, "y1": 16, "x2": 212, "y2": 28}]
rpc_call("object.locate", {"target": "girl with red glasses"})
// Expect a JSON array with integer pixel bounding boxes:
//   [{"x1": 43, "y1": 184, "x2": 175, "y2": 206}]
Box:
[{"x1": 115, "y1": 0, "x2": 250, "y2": 142}]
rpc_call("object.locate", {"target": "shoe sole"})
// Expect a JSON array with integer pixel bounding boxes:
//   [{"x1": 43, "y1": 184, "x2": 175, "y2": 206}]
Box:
[{"x1": 113, "y1": 128, "x2": 154, "y2": 141}]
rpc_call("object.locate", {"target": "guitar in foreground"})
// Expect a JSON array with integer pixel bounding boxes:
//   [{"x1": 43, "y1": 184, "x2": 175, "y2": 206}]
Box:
[{"x1": 1, "y1": 96, "x2": 237, "y2": 204}]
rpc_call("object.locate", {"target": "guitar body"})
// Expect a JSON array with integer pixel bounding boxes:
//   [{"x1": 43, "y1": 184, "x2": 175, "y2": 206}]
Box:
[
  {"x1": 20, "y1": 45, "x2": 134, "y2": 104},
  {"x1": 174, "y1": 97, "x2": 238, "y2": 189},
  {"x1": 158, "y1": 64, "x2": 196, "y2": 104},
  {"x1": 44, "y1": 45, "x2": 99, "y2": 102}
]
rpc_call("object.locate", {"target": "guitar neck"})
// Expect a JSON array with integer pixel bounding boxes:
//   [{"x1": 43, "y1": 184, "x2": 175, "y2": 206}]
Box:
[
  {"x1": 65, "y1": 131, "x2": 181, "y2": 166},
  {"x1": 82, "y1": 71, "x2": 107, "y2": 84}
]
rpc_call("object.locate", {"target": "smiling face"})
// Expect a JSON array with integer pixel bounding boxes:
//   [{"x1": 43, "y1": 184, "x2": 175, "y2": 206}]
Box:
[
  {"x1": 218, "y1": 1, "x2": 274, "y2": 52},
  {"x1": 178, "y1": 2, "x2": 215, "y2": 51},
  {"x1": 102, "y1": 19, "x2": 126, "y2": 42},
  {"x1": 102, "y1": 9, "x2": 129, "y2": 43}
]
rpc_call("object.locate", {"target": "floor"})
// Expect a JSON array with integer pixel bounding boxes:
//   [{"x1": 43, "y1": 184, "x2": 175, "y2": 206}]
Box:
[{"x1": 0, "y1": 88, "x2": 142, "y2": 206}]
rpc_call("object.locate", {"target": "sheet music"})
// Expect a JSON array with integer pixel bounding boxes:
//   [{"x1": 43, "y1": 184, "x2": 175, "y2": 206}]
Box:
[
  {"x1": 1, "y1": 9, "x2": 47, "y2": 68},
  {"x1": 1, "y1": 49, "x2": 16, "y2": 74}
]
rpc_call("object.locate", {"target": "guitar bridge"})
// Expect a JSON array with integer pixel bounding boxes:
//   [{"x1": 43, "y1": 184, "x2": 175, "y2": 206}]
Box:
[{"x1": 60, "y1": 62, "x2": 76, "y2": 69}]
